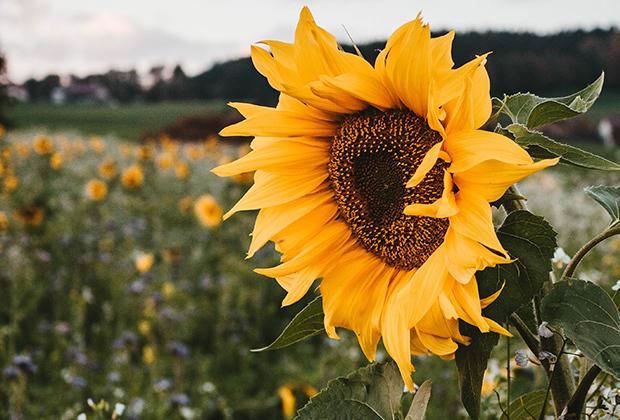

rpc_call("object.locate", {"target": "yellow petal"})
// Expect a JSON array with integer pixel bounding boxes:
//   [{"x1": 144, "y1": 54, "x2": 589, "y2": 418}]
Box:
[
  {"x1": 404, "y1": 170, "x2": 458, "y2": 218},
  {"x1": 223, "y1": 170, "x2": 328, "y2": 219},
  {"x1": 255, "y1": 222, "x2": 350, "y2": 278},
  {"x1": 446, "y1": 130, "x2": 534, "y2": 173},
  {"x1": 452, "y1": 280, "x2": 489, "y2": 332},
  {"x1": 406, "y1": 141, "x2": 444, "y2": 188},
  {"x1": 416, "y1": 330, "x2": 458, "y2": 356},
  {"x1": 450, "y1": 189, "x2": 508, "y2": 257},
  {"x1": 454, "y1": 158, "x2": 559, "y2": 202},
  {"x1": 480, "y1": 282, "x2": 506, "y2": 309},
  {"x1": 212, "y1": 139, "x2": 329, "y2": 176},
  {"x1": 386, "y1": 16, "x2": 431, "y2": 116},
  {"x1": 248, "y1": 192, "x2": 335, "y2": 258}
]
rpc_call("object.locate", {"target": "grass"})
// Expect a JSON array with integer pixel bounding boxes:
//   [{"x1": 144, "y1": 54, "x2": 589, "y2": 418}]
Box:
[{"x1": 6, "y1": 101, "x2": 227, "y2": 141}]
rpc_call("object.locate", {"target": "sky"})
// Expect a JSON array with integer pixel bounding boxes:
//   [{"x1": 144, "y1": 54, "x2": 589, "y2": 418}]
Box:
[{"x1": 1, "y1": 0, "x2": 619, "y2": 82}]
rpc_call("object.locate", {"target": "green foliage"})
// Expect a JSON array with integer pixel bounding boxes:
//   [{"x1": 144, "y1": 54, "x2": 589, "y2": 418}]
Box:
[
  {"x1": 253, "y1": 296, "x2": 325, "y2": 352},
  {"x1": 541, "y1": 279, "x2": 620, "y2": 380},
  {"x1": 585, "y1": 185, "x2": 620, "y2": 226},
  {"x1": 455, "y1": 330, "x2": 499, "y2": 420},
  {"x1": 404, "y1": 380, "x2": 432, "y2": 420},
  {"x1": 499, "y1": 73, "x2": 604, "y2": 129},
  {"x1": 501, "y1": 390, "x2": 547, "y2": 420},
  {"x1": 296, "y1": 362, "x2": 407, "y2": 420},
  {"x1": 505, "y1": 124, "x2": 620, "y2": 171},
  {"x1": 476, "y1": 210, "x2": 557, "y2": 321}
]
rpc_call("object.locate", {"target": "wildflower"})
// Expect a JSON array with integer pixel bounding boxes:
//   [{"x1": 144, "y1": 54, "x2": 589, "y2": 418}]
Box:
[
  {"x1": 98, "y1": 160, "x2": 117, "y2": 179},
  {"x1": 134, "y1": 252, "x2": 154, "y2": 273},
  {"x1": 33, "y1": 136, "x2": 54, "y2": 155},
  {"x1": 50, "y1": 152, "x2": 63, "y2": 169},
  {"x1": 611, "y1": 279, "x2": 620, "y2": 292},
  {"x1": 193, "y1": 194, "x2": 222, "y2": 228},
  {"x1": 162, "y1": 281, "x2": 175, "y2": 298},
  {"x1": 121, "y1": 164, "x2": 144, "y2": 189},
  {"x1": 89, "y1": 136, "x2": 105, "y2": 154},
  {"x1": 16, "y1": 143, "x2": 30, "y2": 157},
  {"x1": 156, "y1": 153, "x2": 174, "y2": 171},
  {"x1": 138, "y1": 320, "x2": 151, "y2": 335},
  {"x1": 0, "y1": 211, "x2": 9, "y2": 231},
  {"x1": 136, "y1": 144, "x2": 154, "y2": 161},
  {"x1": 278, "y1": 385, "x2": 296, "y2": 418},
  {"x1": 178, "y1": 196, "x2": 193, "y2": 214},
  {"x1": 212, "y1": 7, "x2": 558, "y2": 388},
  {"x1": 174, "y1": 162, "x2": 189, "y2": 179},
  {"x1": 4, "y1": 175, "x2": 18, "y2": 192},
  {"x1": 113, "y1": 403, "x2": 126, "y2": 416},
  {"x1": 515, "y1": 350, "x2": 530, "y2": 368},
  {"x1": 142, "y1": 345, "x2": 156, "y2": 365},
  {"x1": 552, "y1": 247, "x2": 571, "y2": 269},
  {"x1": 170, "y1": 393, "x2": 189, "y2": 407},
  {"x1": 13, "y1": 206, "x2": 44, "y2": 226},
  {"x1": 85, "y1": 179, "x2": 108, "y2": 201},
  {"x1": 538, "y1": 321, "x2": 554, "y2": 338}
]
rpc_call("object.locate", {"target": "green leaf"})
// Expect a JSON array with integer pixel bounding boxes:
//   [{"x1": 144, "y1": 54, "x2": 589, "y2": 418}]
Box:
[
  {"x1": 585, "y1": 185, "x2": 620, "y2": 226},
  {"x1": 500, "y1": 73, "x2": 604, "y2": 128},
  {"x1": 455, "y1": 328, "x2": 499, "y2": 420},
  {"x1": 506, "y1": 124, "x2": 620, "y2": 171},
  {"x1": 501, "y1": 390, "x2": 548, "y2": 420},
  {"x1": 541, "y1": 279, "x2": 620, "y2": 380},
  {"x1": 404, "y1": 380, "x2": 432, "y2": 420},
  {"x1": 252, "y1": 296, "x2": 324, "y2": 352},
  {"x1": 296, "y1": 362, "x2": 405, "y2": 420},
  {"x1": 476, "y1": 210, "x2": 557, "y2": 321}
]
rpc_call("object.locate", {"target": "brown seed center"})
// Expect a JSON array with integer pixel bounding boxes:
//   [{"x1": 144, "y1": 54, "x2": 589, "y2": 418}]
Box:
[{"x1": 328, "y1": 108, "x2": 449, "y2": 270}]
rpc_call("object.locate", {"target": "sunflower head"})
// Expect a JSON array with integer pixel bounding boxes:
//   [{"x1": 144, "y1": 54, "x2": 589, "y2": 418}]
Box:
[
  {"x1": 121, "y1": 164, "x2": 144, "y2": 189},
  {"x1": 33, "y1": 136, "x2": 54, "y2": 155},
  {"x1": 50, "y1": 152, "x2": 63, "y2": 170},
  {"x1": 213, "y1": 7, "x2": 558, "y2": 388},
  {"x1": 193, "y1": 194, "x2": 223, "y2": 228},
  {"x1": 98, "y1": 160, "x2": 118, "y2": 179},
  {"x1": 85, "y1": 179, "x2": 108, "y2": 201}
]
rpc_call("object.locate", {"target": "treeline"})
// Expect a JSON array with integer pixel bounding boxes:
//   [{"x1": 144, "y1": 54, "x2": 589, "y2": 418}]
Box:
[{"x1": 14, "y1": 28, "x2": 620, "y2": 107}]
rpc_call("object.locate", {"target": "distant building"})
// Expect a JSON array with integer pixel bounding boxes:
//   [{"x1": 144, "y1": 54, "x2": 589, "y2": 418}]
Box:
[
  {"x1": 6, "y1": 84, "x2": 28, "y2": 102},
  {"x1": 598, "y1": 117, "x2": 620, "y2": 149},
  {"x1": 51, "y1": 83, "x2": 111, "y2": 105}
]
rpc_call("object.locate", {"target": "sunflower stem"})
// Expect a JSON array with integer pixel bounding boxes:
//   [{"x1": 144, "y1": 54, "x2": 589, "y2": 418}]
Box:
[{"x1": 560, "y1": 224, "x2": 620, "y2": 282}]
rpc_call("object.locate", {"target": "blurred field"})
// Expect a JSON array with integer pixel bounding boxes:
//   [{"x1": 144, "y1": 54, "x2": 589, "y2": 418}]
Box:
[
  {"x1": 6, "y1": 93, "x2": 620, "y2": 143},
  {"x1": 0, "y1": 126, "x2": 617, "y2": 420},
  {"x1": 5, "y1": 102, "x2": 227, "y2": 141}
]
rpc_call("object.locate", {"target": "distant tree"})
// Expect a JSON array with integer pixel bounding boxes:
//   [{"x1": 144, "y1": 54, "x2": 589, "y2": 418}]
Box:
[
  {"x1": 0, "y1": 49, "x2": 8, "y2": 125},
  {"x1": 24, "y1": 74, "x2": 61, "y2": 102}
]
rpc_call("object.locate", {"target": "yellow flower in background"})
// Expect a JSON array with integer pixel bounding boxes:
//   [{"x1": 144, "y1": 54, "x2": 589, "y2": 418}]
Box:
[
  {"x1": 121, "y1": 164, "x2": 144, "y2": 189},
  {"x1": 0, "y1": 162, "x2": 5, "y2": 176},
  {"x1": 213, "y1": 8, "x2": 558, "y2": 388},
  {"x1": 0, "y1": 125, "x2": 4, "y2": 139},
  {"x1": 136, "y1": 144, "x2": 155, "y2": 161},
  {"x1": 277, "y1": 386, "x2": 296, "y2": 418},
  {"x1": 193, "y1": 194, "x2": 223, "y2": 228},
  {"x1": 33, "y1": 136, "x2": 54, "y2": 155},
  {"x1": 89, "y1": 136, "x2": 106, "y2": 154},
  {"x1": 2, "y1": 148, "x2": 10, "y2": 160},
  {"x1": 85, "y1": 179, "x2": 108, "y2": 201},
  {"x1": 162, "y1": 281, "x2": 176, "y2": 298},
  {"x1": 15, "y1": 144, "x2": 30, "y2": 157},
  {"x1": 13, "y1": 206, "x2": 44, "y2": 226},
  {"x1": 119, "y1": 144, "x2": 133, "y2": 157},
  {"x1": 185, "y1": 145, "x2": 204, "y2": 161},
  {"x1": 0, "y1": 211, "x2": 9, "y2": 231},
  {"x1": 4, "y1": 175, "x2": 18, "y2": 193},
  {"x1": 135, "y1": 252, "x2": 155, "y2": 273},
  {"x1": 156, "y1": 153, "x2": 174, "y2": 171},
  {"x1": 138, "y1": 319, "x2": 152, "y2": 335},
  {"x1": 178, "y1": 196, "x2": 193, "y2": 214},
  {"x1": 301, "y1": 384, "x2": 317, "y2": 397},
  {"x1": 98, "y1": 160, "x2": 117, "y2": 179},
  {"x1": 142, "y1": 345, "x2": 156, "y2": 365},
  {"x1": 232, "y1": 172, "x2": 254, "y2": 184},
  {"x1": 50, "y1": 152, "x2": 63, "y2": 170},
  {"x1": 174, "y1": 162, "x2": 189, "y2": 179}
]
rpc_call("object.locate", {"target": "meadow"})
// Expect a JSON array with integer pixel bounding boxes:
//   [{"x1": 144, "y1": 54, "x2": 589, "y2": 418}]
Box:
[{"x1": 0, "y1": 118, "x2": 618, "y2": 419}]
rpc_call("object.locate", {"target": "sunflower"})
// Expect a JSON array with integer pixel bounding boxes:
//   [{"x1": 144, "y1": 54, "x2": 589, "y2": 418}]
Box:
[
  {"x1": 33, "y1": 136, "x2": 54, "y2": 155},
  {"x1": 85, "y1": 179, "x2": 108, "y2": 201},
  {"x1": 193, "y1": 194, "x2": 223, "y2": 228},
  {"x1": 50, "y1": 152, "x2": 63, "y2": 170},
  {"x1": 212, "y1": 8, "x2": 558, "y2": 388},
  {"x1": 121, "y1": 164, "x2": 144, "y2": 189},
  {"x1": 98, "y1": 160, "x2": 118, "y2": 179}
]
